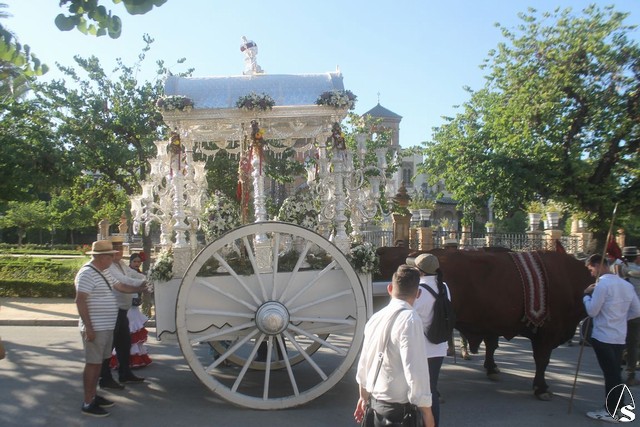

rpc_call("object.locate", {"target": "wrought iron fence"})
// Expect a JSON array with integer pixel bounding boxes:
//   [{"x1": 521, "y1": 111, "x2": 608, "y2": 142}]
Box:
[
  {"x1": 361, "y1": 230, "x2": 394, "y2": 248},
  {"x1": 403, "y1": 229, "x2": 585, "y2": 255}
]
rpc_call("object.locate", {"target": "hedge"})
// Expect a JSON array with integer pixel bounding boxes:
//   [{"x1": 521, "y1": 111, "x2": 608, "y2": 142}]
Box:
[{"x1": 0, "y1": 280, "x2": 75, "y2": 298}]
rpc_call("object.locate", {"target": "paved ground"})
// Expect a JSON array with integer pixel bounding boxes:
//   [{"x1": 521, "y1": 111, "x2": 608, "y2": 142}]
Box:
[
  {"x1": 0, "y1": 297, "x2": 632, "y2": 426},
  {"x1": 0, "y1": 297, "x2": 79, "y2": 326}
]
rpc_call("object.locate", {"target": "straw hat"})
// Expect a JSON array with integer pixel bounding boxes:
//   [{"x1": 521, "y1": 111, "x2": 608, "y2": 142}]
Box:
[
  {"x1": 623, "y1": 246, "x2": 639, "y2": 257},
  {"x1": 86, "y1": 240, "x2": 118, "y2": 255},
  {"x1": 414, "y1": 253, "x2": 440, "y2": 275}
]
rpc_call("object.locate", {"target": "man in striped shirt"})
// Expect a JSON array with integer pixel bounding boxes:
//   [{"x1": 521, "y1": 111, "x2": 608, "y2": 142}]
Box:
[{"x1": 75, "y1": 240, "x2": 144, "y2": 418}]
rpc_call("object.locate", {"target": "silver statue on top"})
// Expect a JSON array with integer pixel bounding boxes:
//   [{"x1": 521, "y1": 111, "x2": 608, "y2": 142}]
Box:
[{"x1": 240, "y1": 36, "x2": 264, "y2": 75}]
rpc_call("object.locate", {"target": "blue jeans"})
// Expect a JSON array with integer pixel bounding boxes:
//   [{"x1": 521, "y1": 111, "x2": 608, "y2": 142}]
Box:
[
  {"x1": 591, "y1": 338, "x2": 625, "y2": 411},
  {"x1": 428, "y1": 356, "x2": 444, "y2": 426}
]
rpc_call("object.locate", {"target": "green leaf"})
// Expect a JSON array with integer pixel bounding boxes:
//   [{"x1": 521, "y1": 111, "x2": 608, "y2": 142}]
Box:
[
  {"x1": 108, "y1": 16, "x2": 122, "y2": 39},
  {"x1": 54, "y1": 14, "x2": 76, "y2": 31}
]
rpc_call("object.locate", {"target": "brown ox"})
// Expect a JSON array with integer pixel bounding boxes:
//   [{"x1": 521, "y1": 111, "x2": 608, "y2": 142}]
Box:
[{"x1": 376, "y1": 247, "x2": 591, "y2": 400}]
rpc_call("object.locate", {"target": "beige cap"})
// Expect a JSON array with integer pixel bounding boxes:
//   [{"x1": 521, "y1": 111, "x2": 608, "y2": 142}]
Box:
[{"x1": 414, "y1": 253, "x2": 439, "y2": 275}]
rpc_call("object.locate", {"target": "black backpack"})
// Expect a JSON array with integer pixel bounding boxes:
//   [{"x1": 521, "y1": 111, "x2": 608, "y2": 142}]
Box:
[{"x1": 420, "y1": 282, "x2": 456, "y2": 344}]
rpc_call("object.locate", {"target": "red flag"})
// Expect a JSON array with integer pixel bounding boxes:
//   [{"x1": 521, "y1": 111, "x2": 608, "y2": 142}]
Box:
[
  {"x1": 555, "y1": 239, "x2": 566, "y2": 254},
  {"x1": 606, "y1": 235, "x2": 622, "y2": 260}
]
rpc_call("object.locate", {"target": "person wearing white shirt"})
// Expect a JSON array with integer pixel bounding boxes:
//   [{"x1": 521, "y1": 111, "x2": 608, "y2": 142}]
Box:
[
  {"x1": 620, "y1": 246, "x2": 640, "y2": 386},
  {"x1": 411, "y1": 253, "x2": 450, "y2": 427},
  {"x1": 584, "y1": 254, "x2": 640, "y2": 422},
  {"x1": 99, "y1": 241, "x2": 147, "y2": 389},
  {"x1": 354, "y1": 265, "x2": 435, "y2": 427}
]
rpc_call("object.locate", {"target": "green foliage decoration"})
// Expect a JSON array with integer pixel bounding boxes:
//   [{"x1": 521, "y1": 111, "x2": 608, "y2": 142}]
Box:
[
  {"x1": 316, "y1": 90, "x2": 357, "y2": 110},
  {"x1": 200, "y1": 191, "x2": 241, "y2": 243},
  {"x1": 347, "y1": 241, "x2": 379, "y2": 275},
  {"x1": 277, "y1": 186, "x2": 319, "y2": 230},
  {"x1": 149, "y1": 249, "x2": 173, "y2": 282},
  {"x1": 235, "y1": 92, "x2": 275, "y2": 111},
  {"x1": 156, "y1": 95, "x2": 194, "y2": 111}
]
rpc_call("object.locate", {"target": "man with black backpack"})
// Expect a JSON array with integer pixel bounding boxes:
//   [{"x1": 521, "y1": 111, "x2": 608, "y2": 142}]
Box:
[{"x1": 411, "y1": 253, "x2": 454, "y2": 427}]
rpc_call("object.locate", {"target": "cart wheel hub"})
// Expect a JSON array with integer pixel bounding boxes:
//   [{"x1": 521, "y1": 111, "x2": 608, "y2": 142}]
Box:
[{"x1": 255, "y1": 302, "x2": 289, "y2": 335}]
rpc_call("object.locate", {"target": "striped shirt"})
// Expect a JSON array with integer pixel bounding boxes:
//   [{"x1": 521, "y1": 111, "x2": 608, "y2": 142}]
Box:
[{"x1": 75, "y1": 263, "x2": 118, "y2": 332}]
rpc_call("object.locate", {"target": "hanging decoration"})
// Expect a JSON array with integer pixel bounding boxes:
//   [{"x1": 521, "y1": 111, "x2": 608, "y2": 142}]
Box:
[
  {"x1": 169, "y1": 129, "x2": 185, "y2": 177},
  {"x1": 330, "y1": 122, "x2": 346, "y2": 150}
]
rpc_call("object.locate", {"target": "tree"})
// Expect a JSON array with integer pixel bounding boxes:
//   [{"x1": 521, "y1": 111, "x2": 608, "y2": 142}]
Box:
[
  {"x1": 420, "y1": 5, "x2": 639, "y2": 234},
  {"x1": 0, "y1": 3, "x2": 47, "y2": 98},
  {"x1": 0, "y1": 200, "x2": 48, "y2": 245},
  {"x1": 0, "y1": 96, "x2": 73, "y2": 203},
  {"x1": 55, "y1": 0, "x2": 168, "y2": 38},
  {"x1": 31, "y1": 35, "x2": 192, "y2": 249},
  {"x1": 35, "y1": 35, "x2": 190, "y2": 199}
]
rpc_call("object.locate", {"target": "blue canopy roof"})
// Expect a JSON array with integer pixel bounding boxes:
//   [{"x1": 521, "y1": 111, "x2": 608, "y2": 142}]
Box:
[{"x1": 164, "y1": 72, "x2": 345, "y2": 109}]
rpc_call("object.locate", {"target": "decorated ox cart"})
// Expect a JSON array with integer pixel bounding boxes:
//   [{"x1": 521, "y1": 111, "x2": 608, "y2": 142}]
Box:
[{"x1": 130, "y1": 43, "x2": 399, "y2": 409}]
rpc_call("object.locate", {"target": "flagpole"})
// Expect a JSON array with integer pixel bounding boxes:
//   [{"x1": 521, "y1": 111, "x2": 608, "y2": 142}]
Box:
[{"x1": 568, "y1": 203, "x2": 618, "y2": 414}]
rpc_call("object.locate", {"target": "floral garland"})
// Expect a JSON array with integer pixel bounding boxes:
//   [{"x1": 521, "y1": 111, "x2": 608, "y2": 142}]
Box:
[
  {"x1": 201, "y1": 191, "x2": 241, "y2": 242},
  {"x1": 316, "y1": 90, "x2": 357, "y2": 110},
  {"x1": 277, "y1": 186, "x2": 319, "y2": 230},
  {"x1": 347, "y1": 242, "x2": 379, "y2": 274},
  {"x1": 156, "y1": 95, "x2": 194, "y2": 111},
  {"x1": 236, "y1": 92, "x2": 275, "y2": 111},
  {"x1": 149, "y1": 249, "x2": 174, "y2": 282}
]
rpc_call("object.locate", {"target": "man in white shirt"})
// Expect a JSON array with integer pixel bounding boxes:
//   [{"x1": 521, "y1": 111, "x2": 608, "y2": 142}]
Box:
[
  {"x1": 354, "y1": 265, "x2": 435, "y2": 427},
  {"x1": 584, "y1": 254, "x2": 640, "y2": 422},
  {"x1": 412, "y1": 253, "x2": 451, "y2": 427},
  {"x1": 620, "y1": 246, "x2": 640, "y2": 386},
  {"x1": 99, "y1": 240, "x2": 148, "y2": 389}
]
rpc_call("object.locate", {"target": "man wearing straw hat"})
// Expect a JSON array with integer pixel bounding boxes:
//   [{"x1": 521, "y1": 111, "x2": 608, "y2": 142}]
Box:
[{"x1": 75, "y1": 240, "x2": 146, "y2": 418}]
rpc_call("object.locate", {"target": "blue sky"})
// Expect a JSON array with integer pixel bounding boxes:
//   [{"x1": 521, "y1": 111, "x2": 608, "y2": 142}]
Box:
[{"x1": 4, "y1": 1, "x2": 640, "y2": 148}]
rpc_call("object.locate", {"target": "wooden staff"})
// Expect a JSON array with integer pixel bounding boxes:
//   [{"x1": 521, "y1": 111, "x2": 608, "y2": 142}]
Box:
[{"x1": 568, "y1": 202, "x2": 618, "y2": 414}]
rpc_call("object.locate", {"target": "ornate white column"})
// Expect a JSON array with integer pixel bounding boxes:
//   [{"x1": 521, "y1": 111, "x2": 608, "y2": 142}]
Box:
[
  {"x1": 316, "y1": 136, "x2": 333, "y2": 240},
  {"x1": 249, "y1": 120, "x2": 271, "y2": 270},
  {"x1": 331, "y1": 145, "x2": 350, "y2": 253}
]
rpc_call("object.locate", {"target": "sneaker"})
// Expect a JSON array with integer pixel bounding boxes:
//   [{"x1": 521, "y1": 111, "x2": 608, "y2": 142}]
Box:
[
  {"x1": 99, "y1": 377, "x2": 125, "y2": 390},
  {"x1": 586, "y1": 408, "x2": 619, "y2": 423},
  {"x1": 119, "y1": 374, "x2": 145, "y2": 383},
  {"x1": 625, "y1": 374, "x2": 639, "y2": 386},
  {"x1": 81, "y1": 401, "x2": 110, "y2": 418},
  {"x1": 94, "y1": 395, "x2": 114, "y2": 408}
]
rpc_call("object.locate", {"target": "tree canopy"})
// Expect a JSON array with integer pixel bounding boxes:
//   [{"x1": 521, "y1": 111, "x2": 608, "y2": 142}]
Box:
[
  {"x1": 55, "y1": 0, "x2": 168, "y2": 38},
  {"x1": 420, "y1": 5, "x2": 639, "y2": 233},
  {"x1": 0, "y1": 2, "x2": 48, "y2": 96},
  {"x1": 0, "y1": 96, "x2": 72, "y2": 203},
  {"x1": 35, "y1": 35, "x2": 186, "y2": 199}
]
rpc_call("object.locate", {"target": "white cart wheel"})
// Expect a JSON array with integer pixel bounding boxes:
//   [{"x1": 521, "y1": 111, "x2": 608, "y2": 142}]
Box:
[
  {"x1": 208, "y1": 333, "x2": 329, "y2": 370},
  {"x1": 176, "y1": 222, "x2": 367, "y2": 409}
]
